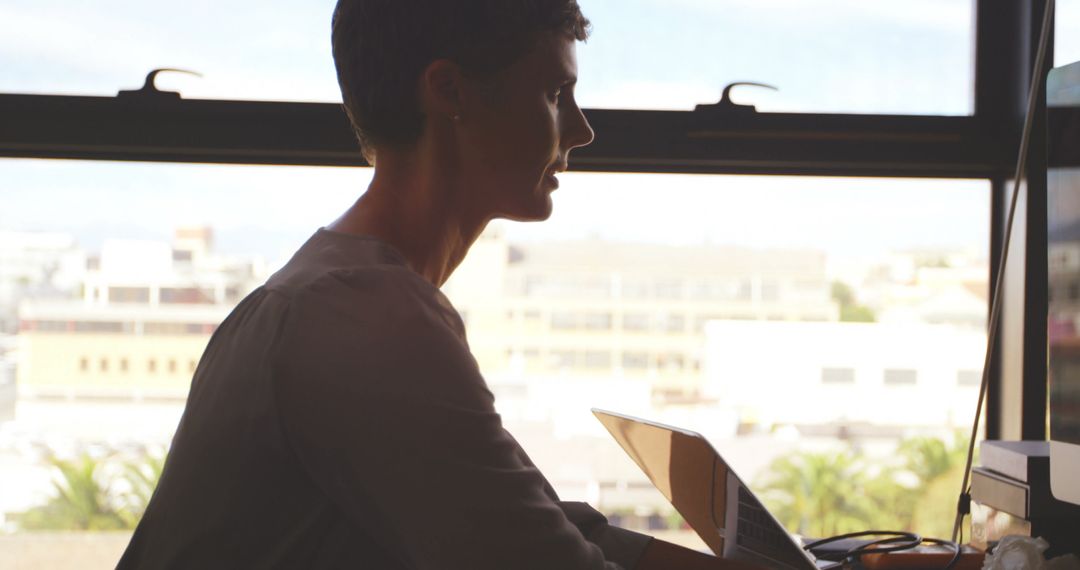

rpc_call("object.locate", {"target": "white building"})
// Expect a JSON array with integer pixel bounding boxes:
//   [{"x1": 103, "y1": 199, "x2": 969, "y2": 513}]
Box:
[
  {"x1": 702, "y1": 320, "x2": 986, "y2": 435},
  {"x1": 0, "y1": 232, "x2": 86, "y2": 333}
]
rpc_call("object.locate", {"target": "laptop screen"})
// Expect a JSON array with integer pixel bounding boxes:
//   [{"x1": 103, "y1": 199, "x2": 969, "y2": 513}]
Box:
[
  {"x1": 593, "y1": 409, "x2": 729, "y2": 556},
  {"x1": 593, "y1": 409, "x2": 821, "y2": 570}
]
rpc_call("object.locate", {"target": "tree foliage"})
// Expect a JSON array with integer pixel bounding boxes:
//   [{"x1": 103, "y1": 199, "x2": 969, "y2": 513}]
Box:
[
  {"x1": 15, "y1": 451, "x2": 165, "y2": 531},
  {"x1": 757, "y1": 434, "x2": 969, "y2": 539},
  {"x1": 831, "y1": 280, "x2": 877, "y2": 322}
]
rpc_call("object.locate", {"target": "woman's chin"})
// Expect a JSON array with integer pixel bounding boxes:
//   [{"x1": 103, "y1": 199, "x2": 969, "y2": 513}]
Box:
[{"x1": 498, "y1": 198, "x2": 554, "y2": 223}]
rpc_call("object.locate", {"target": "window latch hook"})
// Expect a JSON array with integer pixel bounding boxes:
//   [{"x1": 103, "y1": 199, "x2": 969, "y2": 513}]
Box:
[
  {"x1": 695, "y1": 82, "x2": 778, "y2": 114},
  {"x1": 118, "y1": 68, "x2": 202, "y2": 99}
]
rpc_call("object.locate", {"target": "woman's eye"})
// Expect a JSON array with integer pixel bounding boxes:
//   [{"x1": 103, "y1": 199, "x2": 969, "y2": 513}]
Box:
[{"x1": 550, "y1": 88, "x2": 562, "y2": 103}]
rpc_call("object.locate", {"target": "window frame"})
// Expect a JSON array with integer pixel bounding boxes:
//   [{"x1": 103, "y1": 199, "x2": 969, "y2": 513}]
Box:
[{"x1": 0, "y1": 0, "x2": 1058, "y2": 439}]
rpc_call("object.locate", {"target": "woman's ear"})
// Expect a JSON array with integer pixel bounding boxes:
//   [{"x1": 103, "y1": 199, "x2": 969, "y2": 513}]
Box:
[{"x1": 419, "y1": 59, "x2": 465, "y2": 121}]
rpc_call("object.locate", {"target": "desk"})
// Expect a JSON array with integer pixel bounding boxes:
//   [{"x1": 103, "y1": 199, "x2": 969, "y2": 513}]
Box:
[{"x1": 636, "y1": 537, "x2": 987, "y2": 570}]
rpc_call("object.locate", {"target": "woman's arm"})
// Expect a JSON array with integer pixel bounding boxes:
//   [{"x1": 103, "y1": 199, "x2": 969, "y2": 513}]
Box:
[
  {"x1": 635, "y1": 539, "x2": 768, "y2": 570},
  {"x1": 275, "y1": 270, "x2": 633, "y2": 569}
]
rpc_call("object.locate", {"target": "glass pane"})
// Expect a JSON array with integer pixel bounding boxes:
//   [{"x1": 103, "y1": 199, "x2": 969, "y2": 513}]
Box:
[
  {"x1": 1, "y1": 159, "x2": 988, "y2": 560},
  {"x1": 1, "y1": 0, "x2": 974, "y2": 115},
  {"x1": 579, "y1": 0, "x2": 974, "y2": 114},
  {"x1": 1058, "y1": 0, "x2": 1080, "y2": 67}
]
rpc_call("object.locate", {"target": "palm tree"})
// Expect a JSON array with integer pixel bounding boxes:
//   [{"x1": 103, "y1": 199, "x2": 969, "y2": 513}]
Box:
[
  {"x1": 119, "y1": 452, "x2": 167, "y2": 527},
  {"x1": 18, "y1": 453, "x2": 128, "y2": 531},
  {"x1": 758, "y1": 448, "x2": 881, "y2": 537},
  {"x1": 900, "y1": 434, "x2": 972, "y2": 539}
]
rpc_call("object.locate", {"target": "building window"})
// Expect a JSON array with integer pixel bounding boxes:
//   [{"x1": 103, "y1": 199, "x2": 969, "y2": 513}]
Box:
[
  {"x1": 957, "y1": 369, "x2": 981, "y2": 386},
  {"x1": 549, "y1": 350, "x2": 577, "y2": 369},
  {"x1": 168, "y1": 359, "x2": 177, "y2": 373},
  {"x1": 74, "y1": 321, "x2": 127, "y2": 333},
  {"x1": 658, "y1": 314, "x2": 685, "y2": 334},
  {"x1": 821, "y1": 367, "x2": 856, "y2": 384},
  {"x1": 108, "y1": 286, "x2": 150, "y2": 304},
  {"x1": 654, "y1": 279, "x2": 683, "y2": 299},
  {"x1": 99, "y1": 358, "x2": 108, "y2": 373},
  {"x1": 583, "y1": 351, "x2": 612, "y2": 369},
  {"x1": 884, "y1": 369, "x2": 917, "y2": 386},
  {"x1": 160, "y1": 287, "x2": 215, "y2": 304},
  {"x1": 148, "y1": 359, "x2": 157, "y2": 373},
  {"x1": 622, "y1": 352, "x2": 649, "y2": 370},
  {"x1": 551, "y1": 312, "x2": 578, "y2": 330},
  {"x1": 583, "y1": 313, "x2": 613, "y2": 331},
  {"x1": 623, "y1": 314, "x2": 650, "y2": 332},
  {"x1": 144, "y1": 322, "x2": 212, "y2": 335},
  {"x1": 657, "y1": 353, "x2": 684, "y2": 372},
  {"x1": 79, "y1": 357, "x2": 89, "y2": 372},
  {"x1": 189, "y1": 360, "x2": 198, "y2": 374},
  {"x1": 120, "y1": 358, "x2": 129, "y2": 373}
]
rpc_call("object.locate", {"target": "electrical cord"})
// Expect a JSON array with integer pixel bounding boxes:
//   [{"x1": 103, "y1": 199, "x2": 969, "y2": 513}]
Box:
[{"x1": 803, "y1": 530, "x2": 962, "y2": 569}]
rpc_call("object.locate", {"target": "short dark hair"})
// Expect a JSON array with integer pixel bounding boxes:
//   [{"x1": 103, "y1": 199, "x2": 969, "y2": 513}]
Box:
[{"x1": 332, "y1": 0, "x2": 590, "y2": 160}]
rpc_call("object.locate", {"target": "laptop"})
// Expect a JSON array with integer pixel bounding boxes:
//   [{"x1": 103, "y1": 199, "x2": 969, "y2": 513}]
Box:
[{"x1": 593, "y1": 409, "x2": 841, "y2": 569}]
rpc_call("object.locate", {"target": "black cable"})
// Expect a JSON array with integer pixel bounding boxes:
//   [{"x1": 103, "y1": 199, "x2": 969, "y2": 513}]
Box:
[
  {"x1": 804, "y1": 530, "x2": 962, "y2": 570},
  {"x1": 803, "y1": 530, "x2": 922, "y2": 554}
]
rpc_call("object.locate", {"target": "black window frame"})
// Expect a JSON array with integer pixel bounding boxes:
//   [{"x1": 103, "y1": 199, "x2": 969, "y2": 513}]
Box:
[{"x1": 0, "y1": 0, "x2": 1057, "y2": 439}]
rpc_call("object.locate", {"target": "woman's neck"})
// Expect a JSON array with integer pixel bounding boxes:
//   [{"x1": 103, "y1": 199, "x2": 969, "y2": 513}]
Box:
[{"x1": 326, "y1": 150, "x2": 488, "y2": 288}]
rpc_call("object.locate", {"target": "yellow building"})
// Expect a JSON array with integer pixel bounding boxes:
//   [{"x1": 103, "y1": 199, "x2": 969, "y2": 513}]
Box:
[
  {"x1": 15, "y1": 228, "x2": 260, "y2": 404},
  {"x1": 444, "y1": 226, "x2": 839, "y2": 404}
]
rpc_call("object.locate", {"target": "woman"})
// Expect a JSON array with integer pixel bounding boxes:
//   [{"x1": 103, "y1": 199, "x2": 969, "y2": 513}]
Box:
[{"x1": 118, "y1": 1, "x2": 743, "y2": 568}]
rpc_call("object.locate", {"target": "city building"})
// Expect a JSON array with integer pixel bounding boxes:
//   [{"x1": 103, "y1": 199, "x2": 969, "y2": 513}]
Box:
[
  {"x1": 444, "y1": 225, "x2": 840, "y2": 406},
  {"x1": 12, "y1": 227, "x2": 264, "y2": 443},
  {"x1": 702, "y1": 319, "x2": 986, "y2": 437}
]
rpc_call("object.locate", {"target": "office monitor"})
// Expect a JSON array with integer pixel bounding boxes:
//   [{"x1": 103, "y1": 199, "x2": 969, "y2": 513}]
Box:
[{"x1": 1046, "y1": 59, "x2": 1080, "y2": 505}]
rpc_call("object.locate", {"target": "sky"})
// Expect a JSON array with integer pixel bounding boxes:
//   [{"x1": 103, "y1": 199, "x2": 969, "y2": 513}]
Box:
[{"x1": 4, "y1": 0, "x2": 1074, "y2": 264}]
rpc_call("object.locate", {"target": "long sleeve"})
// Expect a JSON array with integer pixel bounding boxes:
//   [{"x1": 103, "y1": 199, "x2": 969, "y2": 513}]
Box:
[{"x1": 273, "y1": 267, "x2": 641, "y2": 569}]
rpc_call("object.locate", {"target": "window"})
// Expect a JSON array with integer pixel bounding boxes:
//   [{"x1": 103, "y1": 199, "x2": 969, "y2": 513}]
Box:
[
  {"x1": 74, "y1": 321, "x2": 127, "y2": 333},
  {"x1": 2, "y1": 0, "x2": 1021, "y2": 549},
  {"x1": 583, "y1": 313, "x2": 613, "y2": 331},
  {"x1": 658, "y1": 314, "x2": 686, "y2": 334},
  {"x1": 108, "y1": 287, "x2": 151, "y2": 304},
  {"x1": 577, "y1": 0, "x2": 975, "y2": 114},
  {"x1": 551, "y1": 312, "x2": 579, "y2": 331},
  {"x1": 1058, "y1": 0, "x2": 1080, "y2": 66},
  {"x1": 549, "y1": 350, "x2": 578, "y2": 369},
  {"x1": 120, "y1": 358, "x2": 129, "y2": 373},
  {"x1": 160, "y1": 287, "x2": 215, "y2": 304},
  {"x1": 622, "y1": 314, "x2": 650, "y2": 332},
  {"x1": 2, "y1": 0, "x2": 975, "y2": 115},
  {"x1": 583, "y1": 351, "x2": 613, "y2": 369},
  {"x1": 622, "y1": 352, "x2": 650, "y2": 370},
  {"x1": 884, "y1": 369, "x2": 918, "y2": 386},
  {"x1": 79, "y1": 357, "x2": 89, "y2": 372},
  {"x1": 1, "y1": 158, "x2": 990, "y2": 548},
  {"x1": 821, "y1": 367, "x2": 855, "y2": 384}
]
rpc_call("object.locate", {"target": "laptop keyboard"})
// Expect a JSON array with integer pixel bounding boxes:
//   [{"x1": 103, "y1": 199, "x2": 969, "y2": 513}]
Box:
[{"x1": 736, "y1": 486, "x2": 810, "y2": 567}]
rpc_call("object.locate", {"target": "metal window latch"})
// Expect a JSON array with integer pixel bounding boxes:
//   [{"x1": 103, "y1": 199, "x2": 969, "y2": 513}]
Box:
[
  {"x1": 118, "y1": 68, "x2": 202, "y2": 100},
  {"x1": 694, "y1": 81, "x2": 778, "y2": 115}
]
